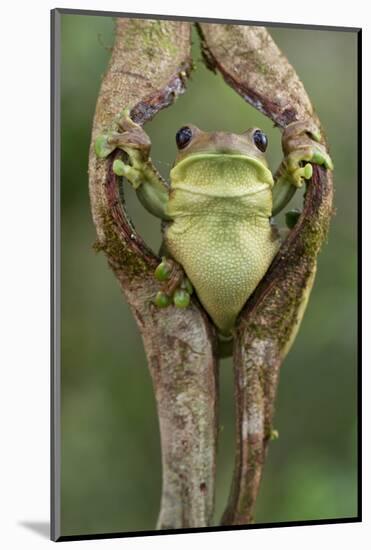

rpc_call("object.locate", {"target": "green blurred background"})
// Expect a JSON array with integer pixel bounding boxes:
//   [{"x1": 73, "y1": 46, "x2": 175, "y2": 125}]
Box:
[{"x1": 60, "y1": 14, "x2": 358, "y2": 537}]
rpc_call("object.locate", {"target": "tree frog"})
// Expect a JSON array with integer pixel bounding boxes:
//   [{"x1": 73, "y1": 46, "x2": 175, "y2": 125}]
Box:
[{"x1": 95, "y1": 111, "x2": 333, "y2": 337}]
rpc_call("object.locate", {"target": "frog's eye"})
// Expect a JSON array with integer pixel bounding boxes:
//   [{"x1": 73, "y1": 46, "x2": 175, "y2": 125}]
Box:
[
  {"x1": 253, "y1": 129, "x2": 268, "y2": 152},
  {"x1": 176, "y1": 126, "x2": 193, "y2": 149}
]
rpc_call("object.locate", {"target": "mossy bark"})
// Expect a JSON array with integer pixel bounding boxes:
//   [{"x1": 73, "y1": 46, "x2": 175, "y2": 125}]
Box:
[
  {"x1": 197, "y1": 22, "x2": 333, "y2": 525},
  {"x1": 89, "y1": 18, "x2": 333, "y2": 530},
  {"x1": 197, "y1": 23, "x2": 318, "y2": 128},
  {"x1": 89, "y1": 18, "x2": 218, "y2": 530}
]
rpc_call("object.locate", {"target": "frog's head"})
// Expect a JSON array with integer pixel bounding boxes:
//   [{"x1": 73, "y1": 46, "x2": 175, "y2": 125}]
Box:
[{"x1": 169, "y1": 125, "x2": 274, "y2": 198}]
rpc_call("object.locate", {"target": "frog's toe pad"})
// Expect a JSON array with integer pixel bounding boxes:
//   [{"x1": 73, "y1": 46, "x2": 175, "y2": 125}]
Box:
[
  {"x1": 311, "y1": 148, "x2": 334, "y2": 170},
  {"x1": 153, "y1": 258, "x2": 193, "y2": 309},
  {"x1": 154, "y1": 259, "x2": 173, "y2": 282},
  {"x1": 95, "y1": 134, "x2": 115, "y2": 158},
  {"x1": 283, "y1": 120, "x2": 334, "y2": 187},
  {"x1": 173, "y1": 289, "x2": 191, "y2": 308},
  {"x1": 293, "y1": 163, "x2": 312, "y2": 186},
  {"x1": 154, "y1": 291, "x2": 172, "y2": 308},
  {"x1": 171, "y1": 276, "x2": 193, "y2": 308},
  {"x1": 112, "y1": 159, "x2": 126, "y2": 176}
]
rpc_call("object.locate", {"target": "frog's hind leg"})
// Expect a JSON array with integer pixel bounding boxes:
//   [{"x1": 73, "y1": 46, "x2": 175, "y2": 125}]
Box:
[{"x1": 153, "y1": 245, "x2": 194, "y2": 309}]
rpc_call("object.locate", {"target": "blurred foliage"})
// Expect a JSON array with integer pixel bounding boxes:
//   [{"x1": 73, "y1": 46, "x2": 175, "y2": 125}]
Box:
[{"x1": 60, "y1": 14, "x2": 358, "y2": 536}]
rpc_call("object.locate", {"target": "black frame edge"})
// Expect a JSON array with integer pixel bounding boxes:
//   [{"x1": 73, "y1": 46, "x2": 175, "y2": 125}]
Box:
[
  {"x1": 54, "y1": 7, "x2": 361, "y2": 32},
  {"x1": 51, "y1": 7, "x2": 61, "y2": 543},
  {"x1": 57, "y1": 517, "x2": 360, "y2": 542}
]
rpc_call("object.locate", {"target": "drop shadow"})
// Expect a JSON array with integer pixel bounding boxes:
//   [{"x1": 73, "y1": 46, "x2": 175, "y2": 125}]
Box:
[{"x1": 19, "y1": 521, "x2": 50, "y2": 539}]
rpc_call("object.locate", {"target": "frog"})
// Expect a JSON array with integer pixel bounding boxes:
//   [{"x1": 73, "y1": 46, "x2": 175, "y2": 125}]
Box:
[{"x1": 95, "y1": 110, "x2": 333, "y2": 338}]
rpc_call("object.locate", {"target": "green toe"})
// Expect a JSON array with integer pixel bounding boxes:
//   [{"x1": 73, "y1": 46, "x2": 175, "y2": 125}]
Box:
[
  {"x1": 303, "y1": 163, "x2": 313, "y2": 179},
  {"x1": 154, "y1": 291, "x2": 171, "y2": 308},
  {"x1": 293, "y1": 163, "x2": 313, "y2": 186},
  {"x1": 312, "y1": 149, "x2": 334, "y2": 170},
  {"x1": 154, "y1": 260, "x2": 173, "y2": 282},
  {"x1": 112, "y1": 159, "x2": 127, "y2": 176},
  {"x1": 173, "y1": 289, "x2": 190, "y2": 308},
  {"x1": 95, "y1": 134, "x2": 115, "y2": 158}
]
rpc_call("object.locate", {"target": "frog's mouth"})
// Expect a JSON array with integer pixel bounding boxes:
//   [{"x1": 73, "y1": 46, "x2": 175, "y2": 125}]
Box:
[{"x1": 170, "y1": 152, "x2": 274, "y2": 195}]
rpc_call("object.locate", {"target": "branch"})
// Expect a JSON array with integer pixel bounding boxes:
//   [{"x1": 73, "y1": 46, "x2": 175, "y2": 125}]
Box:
[
  {"x1": 89, "y1": 18, "x2": 218, "y2": 530},
  {"x1": 198, "y1": 23, "x2": 333, "y2": 525},
  {"x1": 197, "y1": 23, "x2": 318, "y2": 128}
]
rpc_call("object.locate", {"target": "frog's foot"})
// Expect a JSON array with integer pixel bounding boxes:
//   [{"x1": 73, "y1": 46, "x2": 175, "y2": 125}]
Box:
[
  {"x1": 94, "y1": 109, "x2": 151, "y2": 188},
  {"x1": 282, "y1": 119, "x2": 334, "y2": 188},
  {"x1": 272, "y1": 120, "x2": 333, "y2": 216},
  {"x1": 94, "y1": 110, "x2": 170, "y2": 220},
  {"x1": 95, "y1": 109, "x2": 150, "y2": 158},
  {"x1": 153, "y1": 257, "x2": 193, "y2": 309}
]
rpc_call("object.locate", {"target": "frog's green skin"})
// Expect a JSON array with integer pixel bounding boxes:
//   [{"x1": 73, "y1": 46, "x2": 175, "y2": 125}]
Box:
[
  {"x1": 95, "y1": 112, "x2": 333, "y2": 337},
  {"x1": 165, "y1": 126, "x2": 280, "y2": 334}
]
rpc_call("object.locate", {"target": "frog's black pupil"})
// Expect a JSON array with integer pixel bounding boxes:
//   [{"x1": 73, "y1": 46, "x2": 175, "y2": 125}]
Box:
[
  {"x1": 176, "y1": 126, "x2": 193, "y2": 149},
  {"x1": 253, "y1": 129, "x2": 268, "y2": 152}
]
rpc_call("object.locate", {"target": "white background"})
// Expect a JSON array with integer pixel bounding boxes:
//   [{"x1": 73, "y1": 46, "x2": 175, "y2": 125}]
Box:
[{"x1": 0, "y1": 0, "x2": 367, "y2": 548}]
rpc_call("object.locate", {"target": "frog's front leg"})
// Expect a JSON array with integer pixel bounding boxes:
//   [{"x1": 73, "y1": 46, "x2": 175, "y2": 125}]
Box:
[
  {"x1": 95, "y1": 111, "x2": 193, "y2": 309},
  {"x1": 272, "y1": 120, "x2": 333, "y2": 217},
  {"x1": 95, "y1": 110, "x2": 171, "y2": 220}
]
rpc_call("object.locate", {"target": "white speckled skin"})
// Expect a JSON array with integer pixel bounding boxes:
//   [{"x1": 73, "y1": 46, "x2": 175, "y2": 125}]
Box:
[{"x1": 165, "y1": 151, "x2": 280, "y2": 335}]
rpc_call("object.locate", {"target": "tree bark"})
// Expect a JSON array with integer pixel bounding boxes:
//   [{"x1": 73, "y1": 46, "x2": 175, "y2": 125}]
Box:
[
  {"x1": 198, "y1": 23, "x2": 333, "y2": 525},
  {"x1": 88, "y1": 18, "x2": 333, "y2": 530},
  {"x1": 197, "y1": 23, "x2": 318, "y2": 128},
  {"x1": 88, "y1": 18, "x2": 218, "y2": 530}
]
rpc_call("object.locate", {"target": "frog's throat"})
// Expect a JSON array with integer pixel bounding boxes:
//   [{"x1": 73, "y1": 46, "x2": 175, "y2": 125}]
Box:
[{"x1": 171, "y1": 153, "x2": 274, "y2": 187}]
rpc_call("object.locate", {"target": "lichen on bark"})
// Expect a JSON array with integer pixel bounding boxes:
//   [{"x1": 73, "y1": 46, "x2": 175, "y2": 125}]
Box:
[{"x1": 89, "y1": 18, "x2": 218, "y2": 530}]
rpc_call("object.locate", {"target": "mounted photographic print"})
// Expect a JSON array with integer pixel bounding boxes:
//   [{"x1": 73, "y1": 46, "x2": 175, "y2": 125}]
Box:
[{"x1": 51, "y1": 8, "x2": 360, "y2": 542}]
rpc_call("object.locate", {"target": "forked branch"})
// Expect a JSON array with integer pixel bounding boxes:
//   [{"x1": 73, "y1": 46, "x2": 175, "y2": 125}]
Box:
[
  {"x1": 89, "y1": 18, "x2": 333, "y2": 530},
  {"x1": 89, "y1": 18, "x2": 218, "y2": 530},
  {"x1": 198, "y1": 23, "x2": 333, "y2": 525}
]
